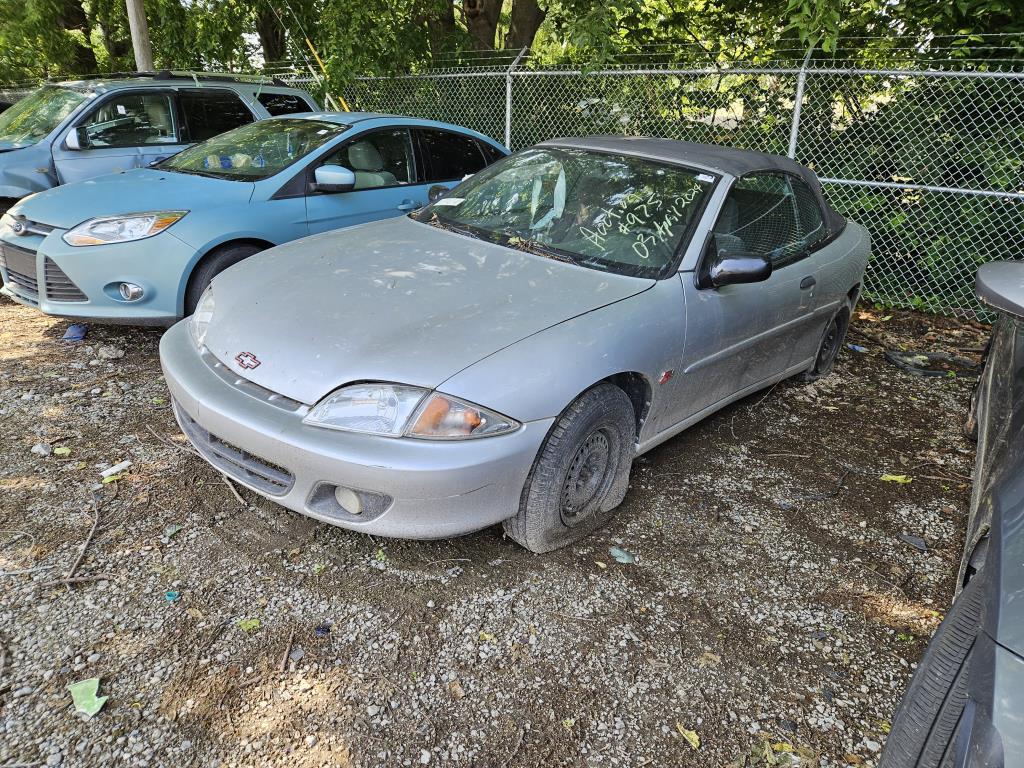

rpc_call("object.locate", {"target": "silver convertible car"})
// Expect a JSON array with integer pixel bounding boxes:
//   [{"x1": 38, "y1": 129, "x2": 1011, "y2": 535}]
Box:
[{"x1": 159, "y1": 138, "x2": 870, "y2": 552}]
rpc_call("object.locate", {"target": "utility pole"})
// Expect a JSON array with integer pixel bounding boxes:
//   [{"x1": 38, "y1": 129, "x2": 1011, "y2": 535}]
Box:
[{"x1": 125, "y1": 0, "x2": 154, "y2": 72}]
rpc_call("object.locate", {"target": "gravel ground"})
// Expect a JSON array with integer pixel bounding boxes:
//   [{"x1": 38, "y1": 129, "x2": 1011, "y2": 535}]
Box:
[{"x1": 0, "y1": 295, "x2": 988, "y2": 768}]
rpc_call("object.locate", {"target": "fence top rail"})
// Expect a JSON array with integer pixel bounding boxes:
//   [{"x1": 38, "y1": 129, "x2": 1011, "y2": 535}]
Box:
[{"x1": 352, "y1": 64, "x2": 1024, "y2": 83}]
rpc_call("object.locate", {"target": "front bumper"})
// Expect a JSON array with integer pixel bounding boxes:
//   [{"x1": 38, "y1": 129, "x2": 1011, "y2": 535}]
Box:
[
  {"x1": 0, "y1": 229, "x2": 195, "y2": 324},
  {"x1": 159, "y1": 321, "x2": 552, "y2": 539}
]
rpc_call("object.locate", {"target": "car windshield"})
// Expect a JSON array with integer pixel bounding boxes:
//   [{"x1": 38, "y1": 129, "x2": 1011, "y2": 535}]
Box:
[
  {"x1": 419, "y1": 147, "x2": 716, "y2": 278},
  {"x1": 157, "y1": 118, "x2": 347, "y2": 181},
  {"x1": 0, "y1": 86, "x2": 88, "y2": 147}
]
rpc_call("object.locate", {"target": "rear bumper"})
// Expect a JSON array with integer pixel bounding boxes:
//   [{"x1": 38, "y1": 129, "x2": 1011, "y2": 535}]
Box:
[{"x1": 159, "y1": 320, "x2": 552, "y2": 539}]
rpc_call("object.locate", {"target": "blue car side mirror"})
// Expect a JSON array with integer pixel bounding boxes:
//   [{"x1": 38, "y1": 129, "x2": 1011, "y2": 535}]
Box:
[{"x1": 314, "y1": 164, "x2": 356, "y2": 193}]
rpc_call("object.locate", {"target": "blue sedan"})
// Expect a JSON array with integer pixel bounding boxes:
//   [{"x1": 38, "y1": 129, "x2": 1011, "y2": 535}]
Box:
[{"x1": 0, "y1": 113, "x2": 507, "y2": 323}]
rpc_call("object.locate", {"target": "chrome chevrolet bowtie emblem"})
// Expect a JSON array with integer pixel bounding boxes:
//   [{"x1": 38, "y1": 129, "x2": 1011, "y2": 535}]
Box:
[{"x1": 235, "y1": 352, "x2": 261, "y2": 370}]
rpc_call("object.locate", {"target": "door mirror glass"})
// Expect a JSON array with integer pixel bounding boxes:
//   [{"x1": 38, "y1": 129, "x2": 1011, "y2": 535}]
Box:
[
  {"x1": 65, "y1": 126, "x2": 89, "y2": 151},
  {"x1": 700, "y1": 235, "x2": 772, "y2": 288},
  {"x1": 428, "y1": 184, "x2": 450, "y2": 202},
  {"x1": 314, "y1": 164, "x2": 356, "y2": 193}
]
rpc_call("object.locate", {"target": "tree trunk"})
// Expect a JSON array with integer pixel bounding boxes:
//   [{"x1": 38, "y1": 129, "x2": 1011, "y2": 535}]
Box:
[
  {"x1": 58, "y1": 0, "x2": 99, "y2": 74},
  {"x1": 419, "y1": 0, "x2": 457, "y2": 60},
  {"x1": 256, "y1": 7, "x2": 287, "y2": 65},
  {"x1": 462, "y1": 0, "x2": 501, "y2": 50},
  {"x1": 506, "y1": 0, "x2": 545, "y2": 51}
]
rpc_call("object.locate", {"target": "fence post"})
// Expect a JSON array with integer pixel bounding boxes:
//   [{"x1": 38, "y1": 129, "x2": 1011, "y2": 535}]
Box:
[
  {"x1": 787, "y1": 45, "x2": 815, "y2": 159},
  {"x1": 505, "y1": 47, "x2": 529, "y2": 149}
]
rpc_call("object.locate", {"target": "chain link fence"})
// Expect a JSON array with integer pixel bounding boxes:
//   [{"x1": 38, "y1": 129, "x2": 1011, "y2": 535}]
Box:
[{"x1": 344, "y1": 59, "x2": 1024, "y2": 318}]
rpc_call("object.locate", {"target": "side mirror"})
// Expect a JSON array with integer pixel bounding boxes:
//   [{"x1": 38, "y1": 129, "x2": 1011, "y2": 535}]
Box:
[
  {"x1": 698, "y1": 235, "x2": 772, "y2": 288},
  {"x1": 313, "y1": 164, "x2": 355, "y2": 193},
  {"x1": 428, "y1": 184, "x2": 450, "y2": 203},
  {"x1": 65, "y1": 126, "x2": 89, "y2": 151}
]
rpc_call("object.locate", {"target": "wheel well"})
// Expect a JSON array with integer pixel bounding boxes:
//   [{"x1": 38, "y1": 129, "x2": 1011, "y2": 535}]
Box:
[
  {"x1": 847, "y1": 283, "x2": 861, "y2": 308},
  {"x1": 603, "y1": 372, "x2": 651, "y2": 437},
  {"x1": 184, "y1": 238, "x2": 275, "y2": 296}
]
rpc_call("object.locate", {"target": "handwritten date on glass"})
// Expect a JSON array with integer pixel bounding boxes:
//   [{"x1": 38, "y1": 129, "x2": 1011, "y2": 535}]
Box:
[{"x1": 579, "y1": 184, "x2": 703, "y2": 260}]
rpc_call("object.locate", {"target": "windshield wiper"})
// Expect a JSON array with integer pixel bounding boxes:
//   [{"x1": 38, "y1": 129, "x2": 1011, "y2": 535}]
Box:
[
  {"x1": 163, "y1": 167, "x2": 227, "y2": 180},
  {"x1": 503, "y1": 234, "x2": 581, "y2": 266},
  {"x1": 422, "y1": 212, "x2": 485, "y2": 241}
]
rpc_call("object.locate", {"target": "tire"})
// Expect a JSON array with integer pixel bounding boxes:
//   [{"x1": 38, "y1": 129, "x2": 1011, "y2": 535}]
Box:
[
  {"x1": 801, "y1": 305, "x2": 851, "y2": 382},
  {"x1": 504, "y1": 383, "x2": 636, "y2": 553},
  {"x1": 183, "y1": 243, "x2": 264, "y2": 315},
  {"x1": 878, "y1": 575, "x2": 986, "y2": 768}
]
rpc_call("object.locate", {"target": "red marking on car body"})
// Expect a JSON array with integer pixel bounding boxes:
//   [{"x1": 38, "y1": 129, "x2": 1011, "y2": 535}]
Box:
[
  {"x1": 658, "y1": 370, "x2": 674, "y2": 385},
  {"x1": 235, "y1": 352, "x2": 261, "y2": 370}
]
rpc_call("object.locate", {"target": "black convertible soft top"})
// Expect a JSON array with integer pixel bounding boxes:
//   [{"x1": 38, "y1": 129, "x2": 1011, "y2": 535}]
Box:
[{"x1": 540, "y1": 135, "x2": 846, "y2": 236}]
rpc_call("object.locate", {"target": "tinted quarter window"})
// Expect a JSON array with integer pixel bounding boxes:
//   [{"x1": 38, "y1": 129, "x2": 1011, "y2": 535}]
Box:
[
  {"x1": 714, "y1": 173, "x2": 823, "y2": 267},
  {"x1": 258, "y1": 92, "x2": 314, "y2": 116},
  {"x1": 80, "y1": 92, "x2": 176, "y2": 147},
  {"x1": 325, "y1": 129, "x2": 413, "y2": 189},
  {"x1": 179, "y1": 90, "x2": 254, "y2": 143},
  {"x1": 478, "y1": 140, "x2": 506, "y2": 164},
  {"x1": 417, "y1": 129, "x2": 487, "y2": 181}
]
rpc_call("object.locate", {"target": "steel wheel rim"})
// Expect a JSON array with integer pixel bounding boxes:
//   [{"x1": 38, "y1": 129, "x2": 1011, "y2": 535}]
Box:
[
  {"x1": 816, "y1": 317, "x2": 841, "y2": 371},
  {"x1": 560, "y1": 430, "x2": 612, "y2": 525}
]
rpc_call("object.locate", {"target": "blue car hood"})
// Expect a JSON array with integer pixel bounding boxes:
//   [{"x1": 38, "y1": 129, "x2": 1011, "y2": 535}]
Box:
[{"x1": 13, "y1": 168, "x2": 255, "y2": 229}]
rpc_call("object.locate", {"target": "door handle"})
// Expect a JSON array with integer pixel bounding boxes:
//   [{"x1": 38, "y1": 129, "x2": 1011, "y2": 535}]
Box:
[
  {"x1": 397, "y1": 200, "x2": 421, "y2": 212},
  {"x1": 800, "y1": 276, "x2": 816, "y2": 290}
]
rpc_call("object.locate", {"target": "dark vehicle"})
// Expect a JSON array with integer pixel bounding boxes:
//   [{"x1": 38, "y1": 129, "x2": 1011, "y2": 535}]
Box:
[{"x1": 880, "y1": 261, "x2": 1024, "y2": 768}]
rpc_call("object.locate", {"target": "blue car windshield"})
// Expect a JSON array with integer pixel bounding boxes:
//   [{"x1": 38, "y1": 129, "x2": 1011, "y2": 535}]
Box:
[
  {"x1": 420, "y1": 147, "x2": 715, "y2": 279},
  {"x1": 0, "y1": 86, "x2": 87, "y2": 148},
  {"x1": 158, "y1": 118, "x2": 347, "y2": 181}
]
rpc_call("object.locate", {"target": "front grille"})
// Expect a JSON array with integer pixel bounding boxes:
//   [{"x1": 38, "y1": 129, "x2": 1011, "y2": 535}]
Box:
[
  {"x1": 201, "y1": 349, "x2": 302, "y2": 411},
  {"x1": 174, "y1": 401, "x2": 295, "y2": 496},
  {"x1": 9, "y1": 215, "x2": 54, "y2": 237},
  {"x1": 0, "y1": 242, "x2": 38, "y2": 298},
  {"x1": 43, "y1": 258, "x2": 87, "y2": 302}
]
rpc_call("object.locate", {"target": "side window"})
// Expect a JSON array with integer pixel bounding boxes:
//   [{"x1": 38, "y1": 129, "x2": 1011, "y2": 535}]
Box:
[
  {"x1": 712, "y1": 173, "x2": 823, "y2": 267},
  {"x1": 325, "y1": 129, "x2": 413, "y2": 190},
  {"x1": 258, "y1": 92, "x2": 315, "y2": 116},
  {"x1": 417, "y1": 129, "x2": 487, "y2": 182},
  {"x1": 477, "y1": 140, "x2": 506, "y2": 164},
  {"x1": 179, "y1": 90, "x2": 254, "y2": 143},
  {"x1": 79, "y1": 92, "x2": 176, "y2": 148}
]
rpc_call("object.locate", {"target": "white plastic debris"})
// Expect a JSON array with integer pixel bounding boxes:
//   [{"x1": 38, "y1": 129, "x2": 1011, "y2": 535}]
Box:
[{"x1": 100, "y1": 460, "x2": 132, "y2": 478}]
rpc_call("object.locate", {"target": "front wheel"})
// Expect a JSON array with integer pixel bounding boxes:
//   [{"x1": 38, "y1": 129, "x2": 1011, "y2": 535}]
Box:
[
  {"x1": 183, "y1": 243, "x2": 264, "y2": 316},
  {"x1": 504, "y1": 383, "x2": 636, "y2": 553}
]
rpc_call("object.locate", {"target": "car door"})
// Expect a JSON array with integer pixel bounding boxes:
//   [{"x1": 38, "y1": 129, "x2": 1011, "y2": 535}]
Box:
[
  {"x1": 176, "y1": 88, "x2": 256, "y2": 152},
  {"x1": 673, "y1": 172, "x2": 825, "y2": 419},
  {"x1": 304, "y1": 127, "x2": 423, "y2": 235},
  {"x1": 52, "y1": 89, "x2": 185, "y2": 184},
  {"x1": 414, "y1": 127, "x2": 497, "y2": 192}
]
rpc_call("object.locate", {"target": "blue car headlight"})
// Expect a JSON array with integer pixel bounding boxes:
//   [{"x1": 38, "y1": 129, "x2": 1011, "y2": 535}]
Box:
[{"x1": 63, "y1": 210, "x2": 188, "y2": 246}]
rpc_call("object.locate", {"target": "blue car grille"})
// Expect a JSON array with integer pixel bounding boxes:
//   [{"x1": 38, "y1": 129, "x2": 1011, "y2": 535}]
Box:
[
  {"x1": 43, "y1": 258, "x2": 87, "y2": 302},
  {"x1": 173, "y1": 400, "x2": 295, "y2": 496},
  {"x1": 0, "y1": 242, "x2": 39, "y2": 299}
]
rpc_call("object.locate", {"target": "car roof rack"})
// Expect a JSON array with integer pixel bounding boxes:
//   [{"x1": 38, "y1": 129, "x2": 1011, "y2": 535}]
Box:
[{"x1": 54, "y1": 70, "x2": 289, "y2": 88}]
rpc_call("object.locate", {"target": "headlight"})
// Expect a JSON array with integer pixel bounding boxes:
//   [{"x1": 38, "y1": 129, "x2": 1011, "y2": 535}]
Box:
[
  {"x1": 189, "y1": 288, "x2": 215, "y2": 347},
  {"x1": 303, "y1": 384, "x2": 519, "y2": 439},
  {"x1": 62, "y1": 210, "x2": 187, "y2": 246}
]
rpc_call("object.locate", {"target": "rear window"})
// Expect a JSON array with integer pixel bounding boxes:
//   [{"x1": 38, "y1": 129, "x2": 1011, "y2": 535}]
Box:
[
  {"x1": 257, "y1": 92, "x2": 315, "y2": 116},
  {"x1": 179, "y1": 90, "x2": 254, "y2": 142}
]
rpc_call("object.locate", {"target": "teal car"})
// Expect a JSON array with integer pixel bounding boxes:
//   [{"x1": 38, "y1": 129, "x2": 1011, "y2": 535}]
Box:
[{"x1": 0, "y1": 113, "x2": 507, "y2": 323}]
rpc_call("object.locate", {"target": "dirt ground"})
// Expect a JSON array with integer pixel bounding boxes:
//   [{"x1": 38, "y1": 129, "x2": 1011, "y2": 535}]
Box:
[{"x1": 0, "y1": 294, "x2": 989, "y2": 768}]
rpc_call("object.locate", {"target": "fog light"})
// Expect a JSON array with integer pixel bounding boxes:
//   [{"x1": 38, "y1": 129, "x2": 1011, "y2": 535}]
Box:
[
  {"x1": 334, "y1": 486, "x2": 363, "y2": 515},
  {"x1": 118, "y1": 282, "x2": 144, "y2": 302}
]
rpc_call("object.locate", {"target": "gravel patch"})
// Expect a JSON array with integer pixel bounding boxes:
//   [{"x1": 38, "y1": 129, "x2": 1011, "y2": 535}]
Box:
[{"x1": 0, "y1": 296, "x2": 987, "y2": 767}]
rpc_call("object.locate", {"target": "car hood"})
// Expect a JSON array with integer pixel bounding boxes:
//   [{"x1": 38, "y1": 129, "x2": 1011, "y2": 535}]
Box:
[
  {"x1": 204, "y1": 216, "x2": 655, "y2": 405},
  {"x1": 12, "y1": 168, "x2": 254, "y2": 229}
]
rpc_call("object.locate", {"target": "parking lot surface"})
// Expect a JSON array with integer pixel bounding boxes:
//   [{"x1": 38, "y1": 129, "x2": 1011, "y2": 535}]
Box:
[{"x1": 0, "y1": 295, "x2": 987, "y2": 767}]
